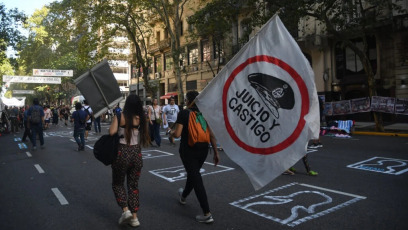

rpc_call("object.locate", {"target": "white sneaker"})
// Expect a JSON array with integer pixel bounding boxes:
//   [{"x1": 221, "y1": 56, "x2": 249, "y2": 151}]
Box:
[
  {"x1": 196, "y1": 213, "x2": 214, "y2": 223},
  {"x1": 118, "y1": 210, "x2": 132, "y2": 225},
  {"x1": 129, "y1": 218, "x2": 140, "y2": 227}
]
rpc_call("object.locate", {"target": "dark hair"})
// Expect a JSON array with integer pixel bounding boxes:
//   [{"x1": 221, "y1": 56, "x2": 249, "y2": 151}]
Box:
[
  {"x1": 186, "y1": 91, "x2": 199, "y2": 107},
  {"x1": 123, "y1": 95, "x2": 150, "y2": 147},
  {"x1": 33, "y1": 98, "x2": 39, "y2": 105},
  {"x1": 170, "y1": 96, "x2": 175, "y2": 100},
  {"x1": 75, "y1": 102, "x2": 82, "y2": 110},
  {"x1": 84, "y1": 100, "x2": 88, "y2": 105}
]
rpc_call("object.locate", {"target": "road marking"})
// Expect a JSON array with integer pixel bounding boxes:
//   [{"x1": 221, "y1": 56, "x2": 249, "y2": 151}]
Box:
[
  {"x1": 230, "y1": 182, "x2": 366, "y2": 227},
  {"x1": 70, "y1": 139, "x2": 76, "y2": 142},
  {"x1": 34, "y1": 164, "x2": 45, "y2": 174},
  {"x1": 347, "y1": 156, "x2": 408, "y2": 175},
  {"x1": 51, "y1": 188, "x2": 69, "y2": 205},
  {"x1": 26, "y1": 152, "x2": 32, "y2": 157},
  {"x1": 86, "y1": 145, "x2": 93, "y2": 149},
  {"x1": 18, "y1": 143, "x2": 28, "y2": 149},
  {"x1": 14, "y1": 137, "x2": 22, "y2": 141},
  {"x1": 299, "y1": 183, "x2": 366, "y2": 199}
]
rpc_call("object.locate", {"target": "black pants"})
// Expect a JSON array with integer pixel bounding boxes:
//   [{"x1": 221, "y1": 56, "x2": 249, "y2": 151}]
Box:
[
  {"x1": 22, "y1": 121, "x2": 31, "y2": 142},
  {"x1": 180, "y1": 146, "x2": 210, "y2": 214}
]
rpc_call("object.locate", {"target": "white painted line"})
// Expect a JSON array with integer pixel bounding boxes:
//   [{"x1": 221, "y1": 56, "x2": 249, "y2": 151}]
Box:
[
  {"x1": 86, "y1": 145, "x2": 93, "y2": 149},
  {"x1": 51, "y1": 188, "x2": 69, "y2": 205},
  {"x1": 26, "y1": 152, "x2": 32, "y2": 157},
  {"x1": 299, "y1": 183, "x2": 366, "y2": 199},
  {"x1": 70, "y1": 139, "x2": 76, "y2": 142},
  {"x1": 34, "y1": 164, "x2": 45, "y2": 174}
]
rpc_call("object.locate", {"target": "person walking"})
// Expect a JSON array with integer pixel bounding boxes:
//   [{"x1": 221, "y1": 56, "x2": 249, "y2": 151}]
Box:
[
  {"x1": 148, "y1": 98, "x2": 162, "y2": 147},
  {"x1": 8, "y1": 106, "x2": 19, "y2": 133},
  {"x1": 71, "y1": 102, "x2": 88, "y2": 151},
  {"x1": 21, "y1": 105, "x2": 31, "y2": 142},
  {"x1": 83, "y1": 100, "x2": 93, "y2": 140},
  {"x1": 27, "y1": 98, "x2": 45, "y2": 151},
  {"x1": 109, "y1": 94, "x2": 150, "y2": 227},
  {"x1": 52, "y1": 105, "x2": 59, "y2": 125},
  {"x1": 43, "y1": 105, "x2": 52, "y2": 130},
  {"x1": 93, "y1": 115, "x2": 101, "y2": 134},
  {"x1": 170, "y1": 90, "x2": 220, "y2": 224},
  {"x1": 163, "y1": 96, "x2": 179, "y2": 145}
]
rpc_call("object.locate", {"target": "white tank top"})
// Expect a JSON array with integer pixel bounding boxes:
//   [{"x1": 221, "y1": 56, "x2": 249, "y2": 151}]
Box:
[{"x1": 118, "y1": 127, "x2": 140, "y2": 145}]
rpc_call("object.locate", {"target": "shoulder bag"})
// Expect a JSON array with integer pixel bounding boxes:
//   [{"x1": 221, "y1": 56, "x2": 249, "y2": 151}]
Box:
[{"x1": 93, "y1": 112, "x2": 121, "y2": 166}]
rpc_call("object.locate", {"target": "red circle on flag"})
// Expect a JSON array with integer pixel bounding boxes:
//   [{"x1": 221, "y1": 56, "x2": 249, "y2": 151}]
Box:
[{"x1": 222, "y1": 55, "x2": 310, "y2": 155}]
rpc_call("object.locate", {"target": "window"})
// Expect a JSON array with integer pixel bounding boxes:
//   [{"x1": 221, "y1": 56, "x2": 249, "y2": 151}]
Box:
[
  {"x1": 156, "y1": 31, "x2": 160, "y2": 43},
  {"x1": 154, "y1": 55, "x2": 162, "y2": 73},
  {"x1": 164, "y1": 52, "x2": 173, "y2": 71},
  {"x1": 335, "y1": 37, "x2": 376, "y2": 79},
  {"x1": 168, "y1": 83, "x2": 177, "y2": 92},
  {"x1": 188, "y1": 44, "x2": 198, "y2": 65},
  {"x1": 201, "y1": 40, "x2": 211, "y2": 62},
  {"x1": 179, "y1": 52, "x2": 186, "y2": 66},
  {"x1": 213, "y1": 41, "x2": 224, "y2": 59},
  {"x1": 186, "y1": 80, "x2": 197, "y2": 91}
]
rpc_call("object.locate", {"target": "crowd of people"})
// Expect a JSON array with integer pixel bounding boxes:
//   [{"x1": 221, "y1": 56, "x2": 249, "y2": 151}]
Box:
[{"x1": 1, "y1": 91, "x2": 321, "y2": 228}]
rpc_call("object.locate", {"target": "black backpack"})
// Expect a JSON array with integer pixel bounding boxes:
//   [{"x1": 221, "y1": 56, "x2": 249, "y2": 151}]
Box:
[
  {"x1": 93, "y1": 113, "x2": 121, "y2": 165},
  {"x1": 85, "y1": 107, "x2": 93, "y2": 122},
  {"x1": 31, "y1": 106, "x2": 41, "y2": 124}
]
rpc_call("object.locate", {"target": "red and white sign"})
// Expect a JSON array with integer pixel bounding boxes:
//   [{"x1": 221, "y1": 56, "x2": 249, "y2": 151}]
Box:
[{"x1": 196, "y1": 15, "x2": 320, "y2": 190}]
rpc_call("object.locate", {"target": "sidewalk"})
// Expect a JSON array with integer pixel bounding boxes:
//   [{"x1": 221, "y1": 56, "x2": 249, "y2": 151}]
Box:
[{"x1": 353, "y1": 122, "x2": 408, "y2": 137}]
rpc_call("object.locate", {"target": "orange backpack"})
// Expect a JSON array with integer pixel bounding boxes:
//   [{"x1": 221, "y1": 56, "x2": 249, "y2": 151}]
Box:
[{"x1": 187, "y1": 110, "x2": 210, "y2": 147}]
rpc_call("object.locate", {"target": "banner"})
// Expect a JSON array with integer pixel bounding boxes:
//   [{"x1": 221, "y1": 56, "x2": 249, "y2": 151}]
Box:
[
  {"x1": 195, "y1": 15, "x2": 320, "y2": 190},
  {"x1": 74, "y1": 60, "x2": 123, "y2": 118},
  {"x1": 33, "y1": 69, "x2": 73, "y2": 77},
  {"x1": 371, "y1": 96, "x2": 395, "y2": 113},
  {"x1": 3, "y1": 76, "x2": 61, "y2": 84},
  {"x1": 395, "y1": 98, "x2": 408, "y2": 115},
  {"x1": 351, "y1": 97, "x2": 371, "y2": 113},
  {"x1": 13, "y1": 90, "x2": 35, "y2": 95},
  {"x1": 332, "y1": 100, "x2": 352, "y2": 115}
]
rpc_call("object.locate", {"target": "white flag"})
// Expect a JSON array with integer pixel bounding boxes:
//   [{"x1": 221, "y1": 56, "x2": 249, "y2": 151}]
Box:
[{"x1": 195, "y1": 15, "x2": 320, "y2": 190}]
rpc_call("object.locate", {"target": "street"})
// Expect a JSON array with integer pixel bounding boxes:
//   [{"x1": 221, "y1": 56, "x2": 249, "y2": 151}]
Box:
[{"x1": 0, "y1": 121, "x2": 407, "y2": 230}]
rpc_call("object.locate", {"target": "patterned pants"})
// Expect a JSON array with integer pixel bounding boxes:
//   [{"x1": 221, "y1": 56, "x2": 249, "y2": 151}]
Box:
[{"x1": 112, "y1": 144, "x2": 143, "y2": 213}]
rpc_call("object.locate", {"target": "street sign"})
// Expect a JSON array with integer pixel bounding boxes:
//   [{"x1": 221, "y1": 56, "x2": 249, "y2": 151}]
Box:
[
  {"x1": 3, "y1": 75, "x2": 61, "y2": 84},
  {"x1": 12, "y1": 90, "x2": 35, "y2": 94},
  {"x1": 33, "y1": 69, "x2": 73, "y2": 77}
]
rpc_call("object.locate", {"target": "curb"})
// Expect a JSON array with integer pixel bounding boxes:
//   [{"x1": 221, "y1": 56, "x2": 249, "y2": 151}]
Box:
[{"x1": 353, "y1": 131, "x2": 408, "y2": 137}]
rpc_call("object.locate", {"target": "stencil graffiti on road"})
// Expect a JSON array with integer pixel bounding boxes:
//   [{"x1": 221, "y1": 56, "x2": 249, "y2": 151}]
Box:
[
  {"x1": 347, "y1": 157, "x2": 408, "y2": 175},
  {"x1": 14, "y1": 137, "x2": 22, "y2": 142},
  {"x1": 149, "y1": 162, "x2": 234, "y2": 182},
  {"x1": 142, "y1": 150, "x2": 173, "y2": 159},
  {"x1": 18, "y1": 143, "x2": 27, "y2": 149},
  {"x1": 230, "y1": 183, "x2": 366, "y2": 227},
  {"x1": 44, "y1": 131, "x2": 98, "y2": 141}
]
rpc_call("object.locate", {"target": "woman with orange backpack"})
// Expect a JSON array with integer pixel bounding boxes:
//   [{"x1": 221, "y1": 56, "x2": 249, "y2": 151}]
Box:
[{"x1": 170, "y1": 90, "x2": 220, "y2": 224}]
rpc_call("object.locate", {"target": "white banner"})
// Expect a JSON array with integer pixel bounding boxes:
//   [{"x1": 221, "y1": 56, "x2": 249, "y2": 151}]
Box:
[
  {"x1": 3, "y1": 75, "x2": 61, "y2": 84},
  {"x1": 33, "y1": 69, "x2": 73, "y2": 77},
  {"x1": 196, "y1": 15, "x2": 320, "y2": 190},
  {"x1": 13, "y1": 90, "x2": 35, "y2": 94}
]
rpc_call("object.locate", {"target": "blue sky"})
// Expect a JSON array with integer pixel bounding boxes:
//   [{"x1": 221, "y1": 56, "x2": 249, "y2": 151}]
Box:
[{"x1": 2, "y1": 0, "x2": 57, "y2": 16}]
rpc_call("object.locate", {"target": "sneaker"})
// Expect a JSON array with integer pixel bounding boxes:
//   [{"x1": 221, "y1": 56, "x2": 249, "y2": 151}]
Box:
[
  {"x1": 178, "y1": 188, "x2": 186, "y2": 205},
  {"x1": 316, "y1": 142, "x2": 323, "y2": 148},
  {"x1": 129, "y1": 218, "x2": 140, "y2": 227},
  {"x1": 282, "y1": 170, "x2": 295, "y2": 175},
  {"x1": 308, "y1": 170, "x2": 318, "y2": 176},
  {"x1": 195, "y1": 214, "x2": 214, "y2": 223},
  {"x1": 118, "y1": 210, "x2": 132, "y2": 225},
  {"x1": 289, "y1": 167, "x2": 296, "y2": 173},
  {"x1": 309, "y1": 143, "x2": 318, "y2": 149}
]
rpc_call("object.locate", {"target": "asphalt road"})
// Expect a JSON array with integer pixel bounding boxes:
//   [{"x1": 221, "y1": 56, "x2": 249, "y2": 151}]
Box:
[{"x1": 0, "y1": 121, "x2": 407, "y2": 230}]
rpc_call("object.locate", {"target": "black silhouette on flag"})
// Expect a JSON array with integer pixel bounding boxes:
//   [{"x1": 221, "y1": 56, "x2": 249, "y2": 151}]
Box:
[{"x1": 74, "y1": 60, "x2": 123, "y2": 118}]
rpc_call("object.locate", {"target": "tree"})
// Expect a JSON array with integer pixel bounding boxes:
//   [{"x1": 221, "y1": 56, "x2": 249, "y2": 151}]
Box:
[
  {"x1": 0, "y1": 3, "x2": 26, "y2": 81},
  {"x1": 187, "y1": 0, "x2": 253, "y2": 76},
  {"x1": 144, "y1": 0, "x2": 190, "y2": 104}
]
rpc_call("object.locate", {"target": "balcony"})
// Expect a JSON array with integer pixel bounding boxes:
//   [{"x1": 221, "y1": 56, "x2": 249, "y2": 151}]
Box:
[{"x1": 148, "y1": 38, "x2": 171, "y2": 54}]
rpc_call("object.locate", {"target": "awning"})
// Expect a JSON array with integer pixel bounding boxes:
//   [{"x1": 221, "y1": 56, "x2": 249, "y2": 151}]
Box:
[{"x1": 160, "y1": 92, "x2": 178, "y2": 99}]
